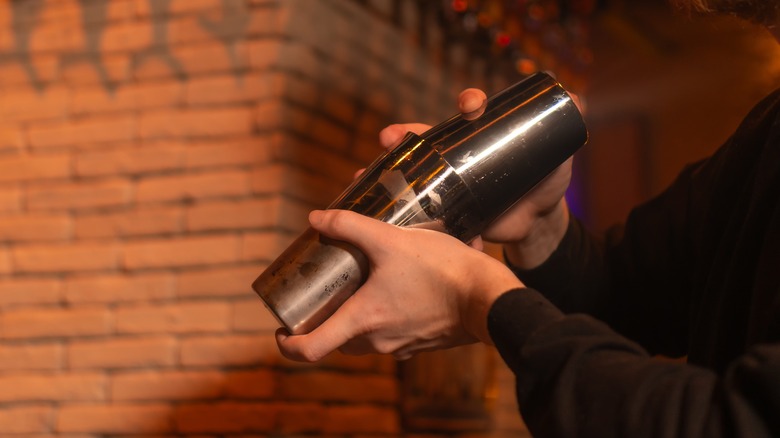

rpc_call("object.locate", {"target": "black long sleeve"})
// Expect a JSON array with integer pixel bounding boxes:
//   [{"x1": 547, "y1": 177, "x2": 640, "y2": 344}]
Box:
[
  {"x1": 489, "y1": 88, "x2": 780, "y2": 437},
  {"x1": 488, "y1": 288, "x2": 780, "y2": 437}
]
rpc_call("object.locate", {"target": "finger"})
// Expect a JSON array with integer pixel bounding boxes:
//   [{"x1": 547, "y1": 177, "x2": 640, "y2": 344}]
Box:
[
  {"x1": 459, "y1": 88, "x2": 487, "y2": 120},
  {"x1": 567, "y1": 92, "x2": 585, "y2": 114},
  {"x1": 275, "y1": 328, "x2": 305, "y2": 361},
  {"x1": 379, "y1": 123, "x2": 432, "y2": 149},
  {"x1": 309, "y1": 210, "x2": 395, "y2": 257},
  {"x1": 394, "y1": 351, "x2": 413, "y2": 361},
  {"x1": 353, "y1": 168, "x2": 365, "y2": 179},
  {"x1": 275, "y1": 305, "x2": 358, "y2": 362},
  {"x1": 468, "y1": 235, "x2": 484, "y2": 251},
  {"x1": 392, "y1": 346, "x2": 422, "y2": 361},
  {"x1": 391, "y1": 339, "x2": 445, "y2": 361}
]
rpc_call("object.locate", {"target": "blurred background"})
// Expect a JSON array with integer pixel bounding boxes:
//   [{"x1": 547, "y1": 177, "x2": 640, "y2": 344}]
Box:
[{"x1": 0, "y1": 0, "x2": 777, "y2": 436}]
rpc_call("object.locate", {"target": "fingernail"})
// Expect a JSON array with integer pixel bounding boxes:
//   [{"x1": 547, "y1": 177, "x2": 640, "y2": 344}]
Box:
[
  {"x1": 463, "y1": 98, "x2": 487, "y2": 120},
  {"x1": 460, "y1": 93, "x2": 483, "y2": 110},
  {"x1": 275, "y1": 327, "x2": 290, "y2": 342}
]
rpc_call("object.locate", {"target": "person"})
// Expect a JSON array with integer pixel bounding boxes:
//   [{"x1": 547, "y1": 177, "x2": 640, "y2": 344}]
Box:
[{"x1": 276, "y1": 0, "x2": 780, "y2": 436}]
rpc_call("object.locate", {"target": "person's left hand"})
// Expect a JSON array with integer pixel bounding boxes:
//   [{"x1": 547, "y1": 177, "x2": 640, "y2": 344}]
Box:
[
  {"x1": 275, "y1": 209, "x2": 524, "y2": 362},
  {"x1": 378, "y1": 87, "x2": 576, "y2": 267}
]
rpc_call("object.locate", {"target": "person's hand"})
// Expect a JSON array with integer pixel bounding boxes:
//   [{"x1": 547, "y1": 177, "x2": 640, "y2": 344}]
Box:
[
  {"x1": 378, "y1": 87, "x2": 577, "y2": 268},
  {"x1": 275, "y1": 209, "x2": 524, "y2": 362}
]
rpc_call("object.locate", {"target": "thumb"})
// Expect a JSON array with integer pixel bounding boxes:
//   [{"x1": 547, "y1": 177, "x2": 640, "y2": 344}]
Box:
[
  {"x1": 275, "y1": 297, "x2": 361, "y2": 362},
  {"x1": 378, "y1": 123, "x2": 433, "y2": 149},
  {"x1": 309, "y1": 210, "x2": 394, "y2": 257}
]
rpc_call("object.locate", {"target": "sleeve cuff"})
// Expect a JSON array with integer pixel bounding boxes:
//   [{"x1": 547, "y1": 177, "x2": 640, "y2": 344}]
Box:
[{"x1": 487, "y1": 287, "x2": 565, "y2": 364}]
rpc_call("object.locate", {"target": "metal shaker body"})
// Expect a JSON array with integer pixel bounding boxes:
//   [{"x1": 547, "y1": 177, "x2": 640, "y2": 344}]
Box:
[
  {"x1": 254, "y1": 135, "x2": 482, "y2": 334},
  {"x1": 328, "y1": 133, "x2": 484, "y2": 239},
  {"x1": 425, "y1": 72, "x2": 587, "y2": 231},
  {"x1": 252, "y1": 72, "x2": 588, "y2": 334}
]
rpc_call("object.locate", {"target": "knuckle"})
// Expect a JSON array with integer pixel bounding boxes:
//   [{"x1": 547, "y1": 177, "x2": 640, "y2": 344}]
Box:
[
  {"x1": 374, "y1": 342, "x2": 396, "y2": 355},
  {"x1": 298, "y1": 345, "x2": 324, "y2": 362},
  {"x1": 326, "y1": 209, "x2": 350, "y2": 231},
  {"x1": 393, "y1": 351, "x2": 412, "y2": 361}
]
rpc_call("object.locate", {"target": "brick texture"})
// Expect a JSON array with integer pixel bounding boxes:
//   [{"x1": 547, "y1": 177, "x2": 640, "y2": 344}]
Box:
[
  {"x1": 75, "y1": 144, "x2": 185, "y2": 177},
  {"x1": 56, "y1": 404, "x2": 173, "y2": 434},
  {"x1": 0, "y1": 187, "x2": 21, "y2": 213},
  {"x1": 27, "y1": 116, "x2": 136, "y2": 149},
  {"x1": 135, "y1": 169, "x2": 251, "y2": 203},
  {"x1": 231, "y1": 298, "x2": 280, "y2": 332},
  {"x1": 1, "y1": 86, "x2": 69, "y2": 122},
  {"x1": 0, "y1": 213, "x2": 71, "y2": 242},
  {"x1": 123, "y1": 234, "x2": 240, "y2": 269},
  {"x1": 223, "y1": 369, "x2": 276, "y2": 399},
  {"x1": 115, "y1": 301, "x2": 231, "y2": 334},
  {"x1": 12, "y1": 242, "x2": 120, "y2": 273},
  {"x1": 0, "y1": 278, "x2": 61, "y2": 307},
  {"x1": 0, "y1": 153, "x2": 71, "y2": 183},
  {"x1": 278, "y1": 371, "x2": 399, "y2": 403},
  {"x1": 0, "y1": 405, "x2": 53, "y2": 434},
  {"x1": 74, "y1": 206, "x2": 184, "y2": 238},
  {"x1": 138, "y1": 107, "x2": 253, "y2": 139},
  {"x1": 68, "y1": 336, "x2": 176, "y2": 369},
  {"x1": 185, "y1": 197, "x2": 278, "y2": 231},
  {"x1": 1, "y1": 307, "x2": 112, "y2": 339},
  {"x1": 64, "y1": 273, "x2": 175, "y2": 303},
  {"x1": 323, "y1": 405, "x2": 401, "y2": 435},
  {"x1": 179, "y1": 334, "x2": 278, "y2": 367},
  {"x1": 0, "y1": 373, "x2": 105, "y2": 402},
  {"x1": 111, "y1": 370, "x2": 224, "y2": 401},
  {"x1": 0, "y1": 344, "x2": 63, "y2": 371},
  {"x1": 26, "y1": 179, "x2": 133, "y2": 211},
  {"x1": 177, "y1": 264, "x2": 261, "y2": 298},
  {"x1": 0, "y1": 0, "x2": 503, "y2": 436},
  {"x1": 173, "y1": 402, "x2": 275, "y2": 434}
]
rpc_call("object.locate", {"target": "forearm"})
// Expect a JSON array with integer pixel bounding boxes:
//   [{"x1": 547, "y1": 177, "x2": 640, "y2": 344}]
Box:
[{"x1": 488, "y1": 289, "x2": 780, "y2": 438}]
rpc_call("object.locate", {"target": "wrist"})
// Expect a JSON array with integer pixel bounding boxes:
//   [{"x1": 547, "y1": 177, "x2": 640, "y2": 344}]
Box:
[
  {"x1": 461, "y1": 255, "x2": 524, "y2": 345},
  {"x1": 503, "y1": 200, "x2": 569, "y2": 270}
]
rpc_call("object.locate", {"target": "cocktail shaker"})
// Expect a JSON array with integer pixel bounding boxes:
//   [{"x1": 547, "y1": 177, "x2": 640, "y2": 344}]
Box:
[{"x1": 252, "y1": 72, "x2": 587, "y2": 334}]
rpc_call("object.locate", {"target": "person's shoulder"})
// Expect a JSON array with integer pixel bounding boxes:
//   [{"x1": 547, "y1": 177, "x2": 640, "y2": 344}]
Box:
[
  {"x1": 749, "y1": 87, "x2": 780, "y2": 122},
  {"x1": 718, "y1": 87, "x2": 780, "y2": 149}
]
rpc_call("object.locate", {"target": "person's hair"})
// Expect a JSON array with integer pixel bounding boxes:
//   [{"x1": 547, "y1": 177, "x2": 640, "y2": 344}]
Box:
[{"x1": 671, "y1": 0, "x2": 780, "y2": 26}]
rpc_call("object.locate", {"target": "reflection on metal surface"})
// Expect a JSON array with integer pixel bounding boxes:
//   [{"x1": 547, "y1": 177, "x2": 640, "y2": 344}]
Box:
[{"x1": 252, "y1": 72, "x2": 588, "y2": 334}]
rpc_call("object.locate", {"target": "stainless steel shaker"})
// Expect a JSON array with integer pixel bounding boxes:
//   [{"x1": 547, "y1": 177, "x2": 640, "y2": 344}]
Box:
[{"x1": 252, "y1": 72, "x2": 588, "y2": 334}]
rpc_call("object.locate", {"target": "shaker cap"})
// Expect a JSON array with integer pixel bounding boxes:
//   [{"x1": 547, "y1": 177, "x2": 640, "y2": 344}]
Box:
[{"x1": 421, "y1": 72, "x2": 587, "y2": 225}]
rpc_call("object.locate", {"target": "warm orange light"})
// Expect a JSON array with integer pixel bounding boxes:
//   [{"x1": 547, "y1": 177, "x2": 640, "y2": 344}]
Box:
[
  {"x1": 496, "y1": 32, "x2": 511, "y2": 47},
  {"x1": 528, "y1": 4, "x2": 545, "y2": 21},
  {"x1": 452, "y1": 0, "x2": 468, "y2": 13},
  {"x1": 477, "y1": 12, "x2": 492, "y2": 27},
  {"x1": 516, "y1": 58, "x2": 537, "y2": 75}
]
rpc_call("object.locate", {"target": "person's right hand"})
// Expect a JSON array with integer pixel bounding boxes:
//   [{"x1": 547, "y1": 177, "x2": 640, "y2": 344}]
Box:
[
  {"x1": 378, "y1": 87, "x2": 576, "y2": 269},
  {"x1": 275, "y1": 209, "x2": 524, "y2": 362}
]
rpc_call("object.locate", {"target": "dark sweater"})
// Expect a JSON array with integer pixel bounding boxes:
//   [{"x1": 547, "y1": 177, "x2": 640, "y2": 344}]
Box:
[{"x1": 488, "y1": 88, "x2": 780, "y2": 437}]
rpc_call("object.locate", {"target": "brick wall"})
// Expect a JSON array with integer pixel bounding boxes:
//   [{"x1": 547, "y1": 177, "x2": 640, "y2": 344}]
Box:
[{"x1": 0, "y1": 0, "x2": 530, "y2": 436}]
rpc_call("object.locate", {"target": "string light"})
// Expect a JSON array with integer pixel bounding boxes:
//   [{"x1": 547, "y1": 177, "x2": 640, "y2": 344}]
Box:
[
  {"x1": 495, "y1": 32, "x2": 512, "y2": 47},
  {"x1": 451, "y1": 0, "x2": 469, "y2": 13},
  {"x1": 445, "y1": 0, "x2": 598, "y2": 90}
]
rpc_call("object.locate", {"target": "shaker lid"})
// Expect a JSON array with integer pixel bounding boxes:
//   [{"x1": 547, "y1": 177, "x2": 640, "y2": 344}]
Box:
[{"x1": 421, "y1": 72, "x2": 587, "y2": 221}]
